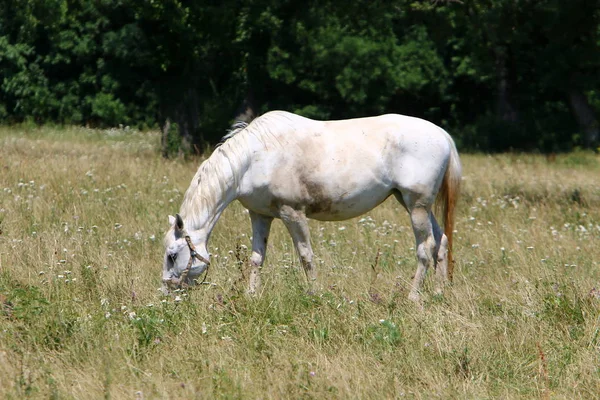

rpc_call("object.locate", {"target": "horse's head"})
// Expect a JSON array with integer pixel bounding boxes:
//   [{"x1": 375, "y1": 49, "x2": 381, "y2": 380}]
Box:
[{"x1": 161, "y1": 214, "x2": 210, "y2": 294}]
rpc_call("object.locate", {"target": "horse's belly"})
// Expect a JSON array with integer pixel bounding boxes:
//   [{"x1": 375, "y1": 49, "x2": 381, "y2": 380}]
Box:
[
  {"x1": 239, "y1": 153, "x2": 395, "y2": 220},
  {"x1": 305, "y1": 192, "x2": 390, "y2": 221},
  {"x1": 238, "y1": 184, "x2": 392, "y2": 222}
]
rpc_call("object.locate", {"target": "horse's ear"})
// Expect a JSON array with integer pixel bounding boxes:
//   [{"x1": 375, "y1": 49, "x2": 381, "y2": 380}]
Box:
[
  {"x1": 174, "y1": 213, "x2": 184, "y2": 231},
  {"x1": 168, "y1": 214, "x2": 184, "y2": 231}
]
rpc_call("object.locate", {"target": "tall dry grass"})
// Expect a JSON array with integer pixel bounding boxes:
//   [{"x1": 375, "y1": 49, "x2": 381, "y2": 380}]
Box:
[{"x1": 1, "y1": 125, "x2": 599, "y2": 399}]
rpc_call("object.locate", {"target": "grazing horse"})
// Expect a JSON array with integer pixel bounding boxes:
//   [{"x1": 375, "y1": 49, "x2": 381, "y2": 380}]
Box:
[{"x1": 162, "y1": 111, "x2": 461, "y2": 302}]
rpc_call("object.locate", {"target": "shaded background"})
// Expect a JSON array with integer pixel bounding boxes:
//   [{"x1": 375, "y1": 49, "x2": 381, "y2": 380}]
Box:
[{"x1": 0, "y1": 0, "x2": 598, "y2": 154}]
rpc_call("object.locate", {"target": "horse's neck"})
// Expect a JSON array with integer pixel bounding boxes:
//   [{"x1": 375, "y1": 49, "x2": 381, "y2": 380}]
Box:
[
  {"x1": 181, "y1": 181, "x2": 235, "y2": 237},
  {"x1": 180, "y1": 146, "x2": 248, "y2": 236}
]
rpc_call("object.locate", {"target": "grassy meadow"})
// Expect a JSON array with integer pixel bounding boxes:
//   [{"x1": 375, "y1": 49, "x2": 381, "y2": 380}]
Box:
[{"x1": 1, "y1": 125, "x2": 599, "y2": 399}]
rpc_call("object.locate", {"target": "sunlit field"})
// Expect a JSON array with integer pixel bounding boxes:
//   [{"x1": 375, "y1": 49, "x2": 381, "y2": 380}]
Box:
[{"x1": 1, "y1": 125, "x2": 599, "y2": 399}]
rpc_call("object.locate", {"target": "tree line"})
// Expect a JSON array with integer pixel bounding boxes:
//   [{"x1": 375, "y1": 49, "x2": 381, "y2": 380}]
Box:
[{"x1": 1, "y1": 0, "x2": 598, "y2": 154}]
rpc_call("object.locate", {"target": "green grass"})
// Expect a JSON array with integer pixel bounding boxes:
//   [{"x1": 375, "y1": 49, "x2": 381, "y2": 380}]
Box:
[{"x1": 1, "y1": 126, "x2": 599, "y2": 398}]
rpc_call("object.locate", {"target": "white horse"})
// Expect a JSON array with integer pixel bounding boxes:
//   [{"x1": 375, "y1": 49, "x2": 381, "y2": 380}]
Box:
[{"x1": 162, "y1": 111, "x2": 461, "y2": 302}]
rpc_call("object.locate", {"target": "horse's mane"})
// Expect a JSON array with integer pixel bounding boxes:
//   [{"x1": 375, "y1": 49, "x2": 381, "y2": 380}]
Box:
[
  {"x1": 179, "y1": 111, "x2": 295, "y2": 229},
  {"x1": 219, "y1": 111, "x2": 296, "y2": 146},
  {"x1": 217, "y1": 120, "x2": 249, "y2": 147}
]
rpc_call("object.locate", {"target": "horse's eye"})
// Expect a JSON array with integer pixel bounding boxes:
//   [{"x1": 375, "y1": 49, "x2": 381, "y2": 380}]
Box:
[{"x1": 169, "y1": 253, "x2": 178, "y2": 262}]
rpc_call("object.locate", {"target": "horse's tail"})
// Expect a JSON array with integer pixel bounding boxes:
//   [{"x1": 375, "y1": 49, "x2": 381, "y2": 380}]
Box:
[{"x1": 437, "y1": 133, "x2": 462, "y2": 281}]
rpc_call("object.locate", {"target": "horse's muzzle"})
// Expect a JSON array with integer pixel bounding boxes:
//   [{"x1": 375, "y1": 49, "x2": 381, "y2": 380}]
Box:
[{"x1": 161, "y1": 277, "x2": 182, "y2": 293}]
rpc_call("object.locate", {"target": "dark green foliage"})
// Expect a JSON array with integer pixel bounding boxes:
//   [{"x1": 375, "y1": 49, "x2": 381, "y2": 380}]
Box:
[
  {"x1": 0, "y1": 0, "x2": 157, "y2": 128},
  {"x1": 0, "y1": 0, "x2": 598, "y2": 151},
  {"x1": 163, "y1": 122, "x2": 183, "y2": 158}
]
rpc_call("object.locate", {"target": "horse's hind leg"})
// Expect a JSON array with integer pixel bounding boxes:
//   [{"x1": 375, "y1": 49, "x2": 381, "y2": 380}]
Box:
[
  {"x1": 278, "y1": 205, "x2": 317, "y2": 290},
  {"x1": 248, "y1": 211, "x2": 273, "y2": 295},
  {"x1": 431, "y1": 214, "x2": 449, "y2": 294},
  {"x1": 407, "y1": 205, "x2": 436, "y2": 304}
]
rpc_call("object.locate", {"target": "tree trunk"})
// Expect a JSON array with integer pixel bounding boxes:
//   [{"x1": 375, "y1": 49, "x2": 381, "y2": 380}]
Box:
[
  {"x1": 160, "y1": 117, "x2": 171, "y2": 158},
  {"x1": 567, "y1": 89, "x2": 599, "y2": 148},
  {"x1": 233, "y1": 89, "x2": 258, "y2": 123},
  {"x1": 175, "y1": 88, "x2": 203, "y2": 156},
  {"x1": 495, "y1": 49, "x2": 519, "y2": 124},
  {"x1": 159, "y1": 88, "x2": 205, "y2": 157}
]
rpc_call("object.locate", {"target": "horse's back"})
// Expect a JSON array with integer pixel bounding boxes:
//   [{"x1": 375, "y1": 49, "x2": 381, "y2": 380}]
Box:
[
  {"x1": 255, "y1": 111, "x2": 449, "y2": 148},
  {"x1": 258, "y1": 111, "x2": 453, "y2": 177}
]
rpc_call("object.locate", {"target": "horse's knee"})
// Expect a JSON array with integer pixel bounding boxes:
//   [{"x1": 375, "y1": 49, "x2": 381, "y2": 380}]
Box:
[
  {"x1": 296, "y1": 244, "x2": 316, "y2": 282},
  {"x1": 434, "y1": 234, "x2": 450, "y2": 286},
  {"x1": 248, "y1": 263, "x2": 262, "y2": 295},
  {"x1": 416, "y1": 235, "x2": 436, "y2": 266},
  {"x1": 250, "y1": 252, "x2": 264, "y2": 267},
  {"x1": 296, "y1": 243, "x2": 313, "y2": 263}
]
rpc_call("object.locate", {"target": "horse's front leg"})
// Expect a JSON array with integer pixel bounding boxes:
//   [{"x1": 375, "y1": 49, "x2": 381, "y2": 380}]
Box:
[
  {"x1": 248, "y1": 211, "x2": 273, "y2": 295},
  {"x1": 279, "y1": 205, "x2": 317, "y2": 291}
]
